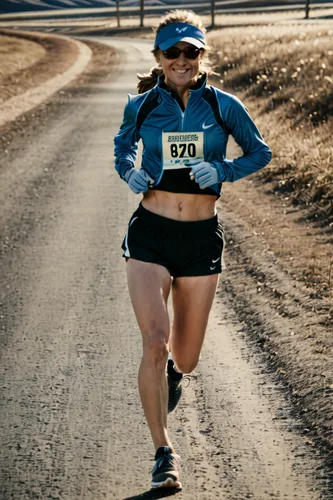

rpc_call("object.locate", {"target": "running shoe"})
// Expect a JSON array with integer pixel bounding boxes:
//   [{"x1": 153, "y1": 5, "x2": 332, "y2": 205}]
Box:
[
  {"x1": 151, "y1": 446, "x2": 182, "y2": 490},
  {"x1": 167, "y1": 358, "x2": 183, "y2": 414}
]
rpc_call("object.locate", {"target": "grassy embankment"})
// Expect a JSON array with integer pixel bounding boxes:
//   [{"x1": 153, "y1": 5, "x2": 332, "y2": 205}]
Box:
[
  {"x1": 0, "y1": 31, "x2": 80, "y2": 106},
  {"x1": 0, "y1": 35, "x2": 46, "y2": 102},
  {"x1": 208, "y1": 24, "x2": 333, "y2": 291}
]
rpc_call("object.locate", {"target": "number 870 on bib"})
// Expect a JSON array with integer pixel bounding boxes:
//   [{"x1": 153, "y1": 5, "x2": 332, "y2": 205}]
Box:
[{"x1": 162, "y1": 132, "x2": 204, "y2": 169}]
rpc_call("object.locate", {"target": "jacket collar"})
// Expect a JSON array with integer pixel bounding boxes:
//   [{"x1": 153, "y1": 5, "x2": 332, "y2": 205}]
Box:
[{"x1": 156, "y1": 73, "x2": 207, "y2": 108}]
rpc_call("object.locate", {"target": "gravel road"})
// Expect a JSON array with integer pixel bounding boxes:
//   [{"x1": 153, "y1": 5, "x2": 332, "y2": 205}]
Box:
[{"x1": 0, "y1": 38, "x2": 329, "y2": 499}]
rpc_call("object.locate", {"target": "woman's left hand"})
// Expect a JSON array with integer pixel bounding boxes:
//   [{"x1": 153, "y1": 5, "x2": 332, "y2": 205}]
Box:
[{"x1": 185, "y1": 160, "x2": 219, "y2": 189}]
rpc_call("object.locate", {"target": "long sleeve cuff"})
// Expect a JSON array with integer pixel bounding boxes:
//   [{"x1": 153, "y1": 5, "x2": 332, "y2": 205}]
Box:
[{"x1": 115, "y1": 160, "x2": 134, "y2": 181}]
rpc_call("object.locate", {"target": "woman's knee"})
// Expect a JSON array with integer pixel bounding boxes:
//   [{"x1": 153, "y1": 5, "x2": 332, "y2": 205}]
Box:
[{"x1": 142, "y1": 329, "x2": 169, "y2": 368}]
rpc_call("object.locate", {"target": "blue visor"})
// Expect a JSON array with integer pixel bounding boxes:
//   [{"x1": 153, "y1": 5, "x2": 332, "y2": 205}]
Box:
[{"x1": 154, "y1": 22, "x2": 206, "y2": 51}]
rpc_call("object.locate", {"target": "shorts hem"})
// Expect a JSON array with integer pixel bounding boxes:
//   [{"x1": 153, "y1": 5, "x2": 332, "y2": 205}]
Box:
[
  {"x1": 122, "y1": 254, "x2": 223, "y2": 278},
  {"x1": 122, "y1": 254, "x2": 171, "y2": 272},
  {"x1": 172, "y1": 269, "x2": 223, "y2": 278}
]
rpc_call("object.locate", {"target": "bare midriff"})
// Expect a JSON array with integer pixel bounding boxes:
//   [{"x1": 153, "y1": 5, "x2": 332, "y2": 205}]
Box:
[{"x1": 142, "y1": 190, "x2": 217, "y2": 221}]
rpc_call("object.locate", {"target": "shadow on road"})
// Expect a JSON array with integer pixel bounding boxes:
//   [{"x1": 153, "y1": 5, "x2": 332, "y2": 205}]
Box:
[{"x1": 122, "y1": 487, "x2": 181, "y2": 499}]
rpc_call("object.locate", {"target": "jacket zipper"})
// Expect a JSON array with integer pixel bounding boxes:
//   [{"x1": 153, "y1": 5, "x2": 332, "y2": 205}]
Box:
[
  {"x1": 176, "y1": 91, "x2": 191, "y2": 131},
  {"x1": 180, "y1": 106, "x2": 185, "y2": 132}
]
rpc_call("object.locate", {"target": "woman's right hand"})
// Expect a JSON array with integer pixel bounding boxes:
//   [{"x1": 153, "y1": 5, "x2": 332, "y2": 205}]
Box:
[{"x1": 124, "y1": 168, "x2": 154, "y2": 194}]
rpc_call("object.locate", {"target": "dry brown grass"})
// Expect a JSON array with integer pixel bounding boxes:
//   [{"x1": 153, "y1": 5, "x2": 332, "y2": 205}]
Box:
[
  {"x1": 0, "y1": 35, "x2": 46, "y2": 95},
  {"x1": 0, "y1": 30, "x2": 79, "y2": 104},
  {"x1": 208, "y1": 24, "x2": 333, "y2": 226}
]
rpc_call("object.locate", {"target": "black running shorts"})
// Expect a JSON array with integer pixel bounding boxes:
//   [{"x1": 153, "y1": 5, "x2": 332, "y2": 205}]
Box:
[{"x1": 121, "y1": 203, "x2": 225, "y2": 277}]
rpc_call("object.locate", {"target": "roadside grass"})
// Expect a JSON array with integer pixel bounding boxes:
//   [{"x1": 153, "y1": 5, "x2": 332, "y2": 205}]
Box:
[
  {"x1": 0, "y1": 35, "x2": 46, "y2": 100},
  {"x1": 208, "y1": 24, "x2": 333, "y2": 227},
  {"x1": 0, "y1": 30, "x2": 79, "y2": 104},
  {"x1": 207, "y1": 24, "x2": 333, "y2": 297}
]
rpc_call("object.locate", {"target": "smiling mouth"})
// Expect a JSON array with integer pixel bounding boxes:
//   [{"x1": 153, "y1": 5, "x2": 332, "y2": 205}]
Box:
[{"x1": 173, "y1": 69, "x2": 190, "y2": 74}]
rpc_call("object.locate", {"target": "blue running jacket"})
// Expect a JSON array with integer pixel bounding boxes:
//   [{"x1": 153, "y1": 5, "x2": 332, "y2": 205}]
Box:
[{"x1": 114, "y1": 74, "x2": 272, "y2": 196}]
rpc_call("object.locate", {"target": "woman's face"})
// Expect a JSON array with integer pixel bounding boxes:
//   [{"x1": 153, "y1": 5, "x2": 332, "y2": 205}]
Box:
[{"x1": 156, "y1": 42, "x2": 203, "y2": 92}]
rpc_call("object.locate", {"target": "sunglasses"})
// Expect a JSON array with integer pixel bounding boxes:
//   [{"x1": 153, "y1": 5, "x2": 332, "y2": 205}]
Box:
[{"x1": 162, "y1": 46, "x2": 202, "y2": 60}]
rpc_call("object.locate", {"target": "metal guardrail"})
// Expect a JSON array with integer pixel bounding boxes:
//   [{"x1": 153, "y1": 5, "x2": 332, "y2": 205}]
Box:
[{"x1": 1, "y1": 0, "x2": 333, "y2": 18}]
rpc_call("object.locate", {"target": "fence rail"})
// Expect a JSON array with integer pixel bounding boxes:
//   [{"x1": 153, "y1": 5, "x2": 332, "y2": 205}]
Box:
[{"x1": 1, "y1": 0, "x2": 333, "y2": 18}]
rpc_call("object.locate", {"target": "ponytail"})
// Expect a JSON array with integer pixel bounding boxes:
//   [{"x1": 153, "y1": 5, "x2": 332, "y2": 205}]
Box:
[{"x1": 137, "y1": 66, "x2": 163, "y2": 94}]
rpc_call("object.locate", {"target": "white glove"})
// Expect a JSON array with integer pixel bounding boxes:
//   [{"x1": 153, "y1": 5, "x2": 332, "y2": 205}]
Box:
[
  {"x1": 124, "y1": 168, "x2": 154, "y2": 194},
  {"x1": 185, "y1": 160, "x2": 219, "y2": 189}
]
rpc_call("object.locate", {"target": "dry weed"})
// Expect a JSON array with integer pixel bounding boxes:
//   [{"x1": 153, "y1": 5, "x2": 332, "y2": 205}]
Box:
[
  {"x1": 208, "y1": 24, "x2": 333, "y2": 226},
  {"x1": 0, "y1": 35, "x2": 45, "y2": 86}
]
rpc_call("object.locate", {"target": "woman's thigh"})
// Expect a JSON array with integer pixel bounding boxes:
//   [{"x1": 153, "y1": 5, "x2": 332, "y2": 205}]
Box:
[
  {"x1": 126, "y1": 259, "x2": 172, "y2": 346},
  {"x1": 170, "y1": 274, "x2": 219, "y2": 372}
]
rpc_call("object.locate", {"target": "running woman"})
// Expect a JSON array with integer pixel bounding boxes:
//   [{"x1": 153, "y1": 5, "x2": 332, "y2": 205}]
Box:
[{"x1": 114, "y1": 9, "x2": 272, "y2": 490}]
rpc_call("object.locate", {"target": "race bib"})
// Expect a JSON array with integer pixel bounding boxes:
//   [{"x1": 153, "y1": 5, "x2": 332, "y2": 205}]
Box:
[{"x1": 162, "y1": 132, "x2": 204, "y2": 169}]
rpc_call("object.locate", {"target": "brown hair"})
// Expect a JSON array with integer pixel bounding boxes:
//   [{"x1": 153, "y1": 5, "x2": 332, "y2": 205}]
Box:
[{"x1": 137, "y1": 10, "x2": 213, "y2": 94}]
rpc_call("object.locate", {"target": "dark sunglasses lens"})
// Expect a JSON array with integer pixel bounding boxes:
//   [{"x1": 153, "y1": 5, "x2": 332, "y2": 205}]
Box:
[
  {"x1": 162, "y1": 47, "x2": 181, "y2": 59},
  {"x1": 184, "y1": 47, "x2": 201, "y2": 59},
  {"x1": 162, "y1": 47, "x2": 201, "y2": 60}
]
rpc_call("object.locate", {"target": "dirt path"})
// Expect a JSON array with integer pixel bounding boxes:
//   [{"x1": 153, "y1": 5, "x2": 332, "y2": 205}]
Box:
[{"x1": 0, "y1": 37, "x2": 331, "y2": 499}]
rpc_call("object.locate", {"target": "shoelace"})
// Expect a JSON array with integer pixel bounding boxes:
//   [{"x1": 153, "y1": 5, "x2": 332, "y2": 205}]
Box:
[
  {"x1": 180, "y1": 374, "x2": 193, "y2": 388},
  {"x1": 152, "y1": 453, "x2": 181, "y2": 474}
]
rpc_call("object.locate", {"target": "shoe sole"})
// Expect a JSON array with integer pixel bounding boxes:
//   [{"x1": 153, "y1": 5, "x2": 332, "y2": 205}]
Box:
[{"x1": 151, "y1": 476, "x2": 182, "y2": 489}]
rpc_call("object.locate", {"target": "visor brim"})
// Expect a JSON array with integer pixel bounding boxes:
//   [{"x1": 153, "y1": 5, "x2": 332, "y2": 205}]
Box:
[{"x1": 158, "y1": 36, "x2": 205, "y2": 51}]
